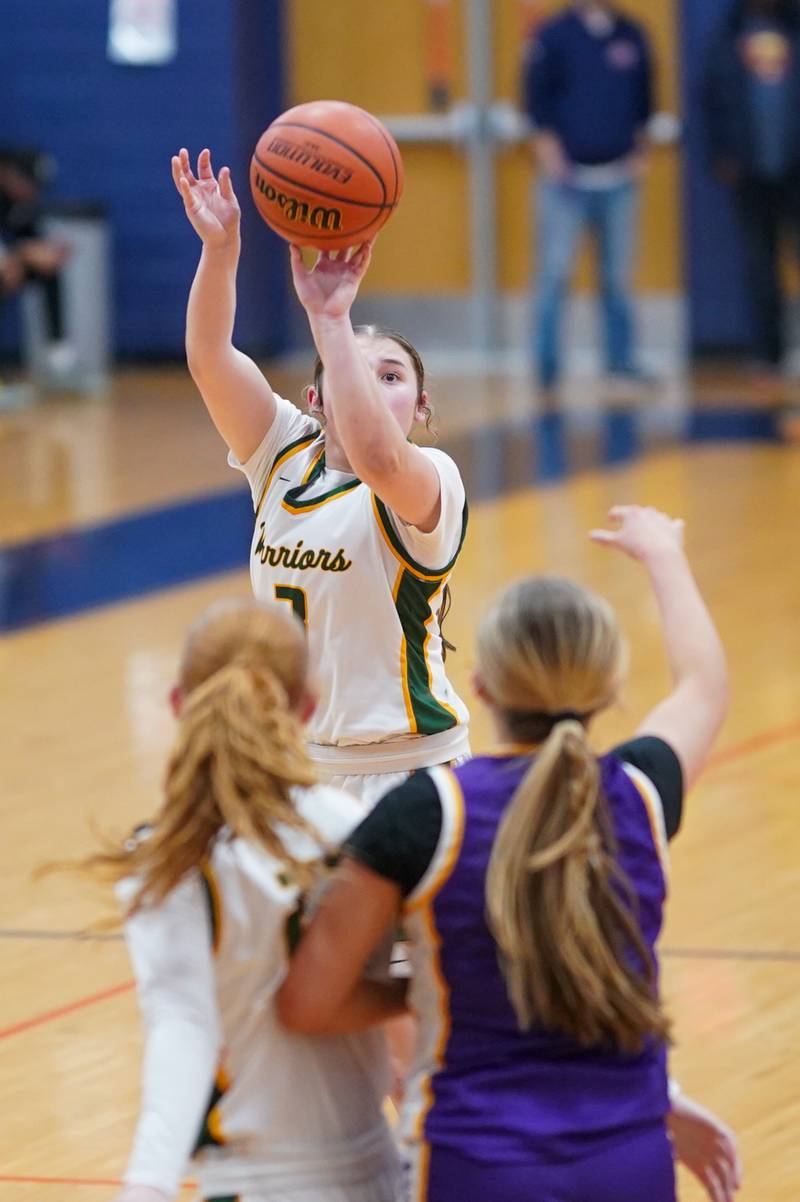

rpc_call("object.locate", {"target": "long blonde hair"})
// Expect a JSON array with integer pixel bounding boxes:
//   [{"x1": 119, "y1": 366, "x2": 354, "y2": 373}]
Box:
[
  {"x1": 482, "y1": 577, "x2": 671, "y2": 1054},
  {"x1": 84, "y1": 599, "x2": 319, "y2": 917}
]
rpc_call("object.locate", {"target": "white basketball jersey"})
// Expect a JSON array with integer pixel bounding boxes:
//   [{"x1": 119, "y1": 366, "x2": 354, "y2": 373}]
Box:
[
  {"x1": 121, "y1": 785, "x2": 399, "y2": 1197},
  {"x1": 230, "y1": 396, "x2": 470, "y2": 772}
]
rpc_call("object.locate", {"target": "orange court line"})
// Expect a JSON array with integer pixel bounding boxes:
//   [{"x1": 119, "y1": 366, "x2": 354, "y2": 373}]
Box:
[
  {"x1": 0, "y1": 1177, "x2": 196, "y2": 1189},
  {"x1": 705, "y1": 719, "x2": 800, "y2": 773},
  {"x1": 0, "y1": 979, "x2": 134, "y2": 1041}
]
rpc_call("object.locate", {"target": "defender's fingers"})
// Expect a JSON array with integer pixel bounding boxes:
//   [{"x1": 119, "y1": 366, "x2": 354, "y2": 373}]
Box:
[{"x1": 588, "y1": 529, "x2": 619, "y2": 546}]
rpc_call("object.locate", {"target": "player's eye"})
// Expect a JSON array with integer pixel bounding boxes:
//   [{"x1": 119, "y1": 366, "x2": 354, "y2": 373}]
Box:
[{"x1": 383, "y1": 371, "x2": 399, "y2": 383}]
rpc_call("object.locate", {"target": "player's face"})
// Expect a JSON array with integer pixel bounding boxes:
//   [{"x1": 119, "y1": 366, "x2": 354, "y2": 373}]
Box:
[{"x1": 356, "y1": 335, "x2": 427, "y2": 434}]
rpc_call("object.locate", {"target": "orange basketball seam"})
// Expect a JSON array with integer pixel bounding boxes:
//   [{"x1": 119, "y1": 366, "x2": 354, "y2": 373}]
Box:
[
  {"x1": 362, "y1": 110, "x2": 403, "y2": 207},
  {"x1": 253, "y1": 155, "x2": 394, "y2": 209}
]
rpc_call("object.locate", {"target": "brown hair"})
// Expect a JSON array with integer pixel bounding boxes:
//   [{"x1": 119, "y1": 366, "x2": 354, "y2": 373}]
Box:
[
  {"x1": 308, "y1": 324, "x2": 434, "y2": 432},
  {"x1": 481, "y1": 577, "x2": 671, "y2": 1054},
  {"x1": 82, "y1": 600, "x2": 320, "y2": 918}
]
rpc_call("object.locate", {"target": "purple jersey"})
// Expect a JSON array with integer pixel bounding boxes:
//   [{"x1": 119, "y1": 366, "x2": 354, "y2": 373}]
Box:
[{"x1": 400, "y1": 752, "x2": 671, "y2": 1170}]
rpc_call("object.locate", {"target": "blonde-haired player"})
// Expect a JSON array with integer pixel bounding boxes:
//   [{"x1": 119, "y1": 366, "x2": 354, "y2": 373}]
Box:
[
  {"x1": 171, "y1": 148, "x2": 469, "y2": 805},
  {"x1": 90, "y1": 600, "x2": 402, "y2": 1202}
]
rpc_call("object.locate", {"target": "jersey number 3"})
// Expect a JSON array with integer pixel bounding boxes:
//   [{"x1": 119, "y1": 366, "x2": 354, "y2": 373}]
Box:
[{"x1": 274, "y1": 585, "x2": 308, "y2": 628}]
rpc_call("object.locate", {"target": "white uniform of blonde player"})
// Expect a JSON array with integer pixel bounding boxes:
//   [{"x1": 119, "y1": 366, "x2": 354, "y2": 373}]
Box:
[
  {"x1": 230, "y1": 395, "x2": 470, "y2": 806},
  {"x1": 119, "y1": 785, "x2": 401, "y2": 1202}
]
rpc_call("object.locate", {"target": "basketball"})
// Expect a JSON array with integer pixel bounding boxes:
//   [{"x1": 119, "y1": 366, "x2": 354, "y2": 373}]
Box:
[{"x1": 249, "y1": 100, "x2": 404, "y2": 251}]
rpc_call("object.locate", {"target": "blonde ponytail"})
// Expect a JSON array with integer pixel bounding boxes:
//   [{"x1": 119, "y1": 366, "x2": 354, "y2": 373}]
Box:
[
  {"x1": 486, "y1": 720, "x2": 670, "y2": 1052},
  {"x1": 479, "y1": 577, "x2": 670, "y2": 1053}
]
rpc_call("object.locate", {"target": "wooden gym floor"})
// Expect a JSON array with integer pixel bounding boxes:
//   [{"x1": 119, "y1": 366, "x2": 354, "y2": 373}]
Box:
[{"x1": 0, "y1": 361, "x2": 798, "y2": 1201}]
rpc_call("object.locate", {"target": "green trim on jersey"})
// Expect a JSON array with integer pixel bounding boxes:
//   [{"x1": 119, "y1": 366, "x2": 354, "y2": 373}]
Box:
[
  {"x1": 281, "y1": 449, "x2": 361, "y2": 512},
  {"x1": 394, "y1": 570, "x2": 459, "y2": 734},
  {"x1": 255, "y1": 431, "x2": 319, "y2": 515},
  {"x1": 373, "y1": 494, "x2": 468, "y2": 580}
]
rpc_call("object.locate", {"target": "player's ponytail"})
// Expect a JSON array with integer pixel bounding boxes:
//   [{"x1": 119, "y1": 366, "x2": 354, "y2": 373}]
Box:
[
  {"x1": 480, "y1": 577, "x2": 671, "y2": 1053},
  {"x1": 77, "y1": 600, "x2": 321, "y2": 917}
]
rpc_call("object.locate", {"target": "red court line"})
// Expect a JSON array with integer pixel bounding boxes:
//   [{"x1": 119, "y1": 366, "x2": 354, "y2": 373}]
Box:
[
  {"x1": 0, "y1": 1176, "x2": 125, "y2": 1187},
  {"x1": 0, "y1": 979, "x2": 134, "y2": 1041},
  {"x1": 705, "y1": 719, "x2": 800, "y2": 773}
]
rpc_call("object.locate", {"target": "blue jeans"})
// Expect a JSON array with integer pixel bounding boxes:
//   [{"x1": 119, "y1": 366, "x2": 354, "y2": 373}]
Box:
[{"x1": 534, "y1": 178, "x2": 639, "y2": 389}]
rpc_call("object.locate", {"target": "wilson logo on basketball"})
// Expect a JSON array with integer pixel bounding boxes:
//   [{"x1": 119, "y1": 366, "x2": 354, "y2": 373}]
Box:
[
  {"x1": 253, "y1": 171, "x2": 343, "y2": 233},
  {"x1": 267, "y1": 137, "x2": 354, "y2": 186}
]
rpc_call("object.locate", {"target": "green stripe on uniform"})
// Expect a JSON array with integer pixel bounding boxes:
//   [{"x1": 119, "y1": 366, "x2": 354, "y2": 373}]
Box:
[
  {"x1": 374, "y1": 495, "x2": 468, "y2": 578},
  {"x1": 395, "y1": 570, "x2": 458, "y2": 734}
]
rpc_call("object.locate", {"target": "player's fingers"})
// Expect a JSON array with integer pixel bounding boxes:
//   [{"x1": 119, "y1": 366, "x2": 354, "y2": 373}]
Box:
[
  {"x1": 179, "y1": 147, "x2": 197, "y2": 184},
  {"x1": 197, "y1": 147, "x2": 214, "y2": 180},
  {"x1": 719, "y1": 1131, "x2": 742, "y2": 1192},
  {"x1": 170, "y1": 155, "x2": 184, "y2": 190},
  {"x1": 703, "y1": 1165, "x2": 726, "y2": 1202},
  {"x1": 607, "y1": 505, "x2": 634, "y2": 521},
  {"x1": 349, "y1": 243, "x2": 370, "y2": 270},
  {"x1": 717, "y1": 1154, "x2": 738, "y2": 1202},
  {"x1": 218, "y1": 166, "x2": 237, "y2": 202},
  {"x1": 730, "y1": 1137, "x2": 743, "y2": 1190},
  {"x1": 178, "y1": 176, "x2": 200, "y2": 214},
  {"x1": 588, "y1": 529, "x2": 618, "y2": 546}
]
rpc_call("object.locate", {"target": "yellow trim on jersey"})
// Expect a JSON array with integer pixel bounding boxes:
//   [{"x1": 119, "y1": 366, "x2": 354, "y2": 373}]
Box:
[
  {"x1": 371, "y1": 494, "x2": 452, "y2": 583},
  {"x1": 206, "y1": 1065, "x2": 231, "y2": 1145},
  {"x1": 256, "y1": 434, "x2": 319, "y2": 516},
  {"x1": 301, "y1": 445, "x2": 325, "y2": 485},
  {"x1": 404, "y1": 769, "x2": 466, "y2": 1165},
  {"x1": 394, "y1": 565, "x2": 418, "y2": 732},
  {"x1": 415, "y1": 1143, "x2": 433, "y2": 1202},
  {"x1": 200, "y1": 863, "x2": 223, "y2": 953},
  {"x1": 626, "y1": 766, "x2": 670, "y2": 886},
  {"x1": 281, "y1": 481, "x2": 360, "y2": 515}
]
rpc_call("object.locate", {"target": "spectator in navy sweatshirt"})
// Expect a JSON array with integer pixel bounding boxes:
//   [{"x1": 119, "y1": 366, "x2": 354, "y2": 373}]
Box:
[
  {"x1": 705, "y1": 0, "x2": 800, "y2": 379},
  {"x1": 522, "y1": 1, "x2": 653, "y2": 393}
]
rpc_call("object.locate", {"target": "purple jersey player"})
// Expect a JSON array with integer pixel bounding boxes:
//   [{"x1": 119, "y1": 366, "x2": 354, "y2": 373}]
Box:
[{"x1": 279, "y1": 506, "x2": 741, "y2": 1202}]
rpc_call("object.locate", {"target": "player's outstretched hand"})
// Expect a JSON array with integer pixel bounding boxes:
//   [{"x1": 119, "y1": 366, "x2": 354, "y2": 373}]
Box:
[
  {"x1": 589, "y1": 505, "x2": 685, "y2": 563},
  {"x1": 171, "y1": 147, "x2": 240, "y2": 250},
  {"x1": 109, "y1": 1187, "x2": 170, "y2": 1202},
  {"x1": 290, "y1": 242, "x2": 373, "y2": 321},
  {"x1": 668, "y1": 1091, "x2": 742, "y2": 1202}
]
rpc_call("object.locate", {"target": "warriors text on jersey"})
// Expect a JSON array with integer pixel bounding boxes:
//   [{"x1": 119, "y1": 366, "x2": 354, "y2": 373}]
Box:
[
  {"x1": 118, "y1": 785, "x2": 399, "y2": 1201},
  {"x1": 230, "y1": 395, "x2": 470, "y2": 773}
]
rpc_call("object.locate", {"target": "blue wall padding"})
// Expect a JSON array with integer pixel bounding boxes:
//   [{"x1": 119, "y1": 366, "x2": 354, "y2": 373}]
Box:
[{"x1": 0, "y1": 0, "x2": 287, "y2": 357}]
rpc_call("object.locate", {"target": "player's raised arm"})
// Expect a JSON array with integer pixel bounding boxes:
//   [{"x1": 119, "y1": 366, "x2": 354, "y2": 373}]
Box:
[
  {"x1": 591, "y1": 506, "x2": 729, "y2": 789},
  {"x1": 290, "y1": 244, "x2": 443, "y2": 532},
  {"x1": 172, "y1": 148, "x2": 277, "y2": 463}
]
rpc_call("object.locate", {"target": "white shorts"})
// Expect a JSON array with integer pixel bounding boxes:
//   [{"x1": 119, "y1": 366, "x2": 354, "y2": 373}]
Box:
[
  {"x1": 203, "y1": 1164, "x2": 402, "y2": 1201},
  {"x1": 327, "y1": 756, "x2": 469, "y2": 810},
  {"x1": 326, "y1": 770, "x2": 412, "y2": 809}
]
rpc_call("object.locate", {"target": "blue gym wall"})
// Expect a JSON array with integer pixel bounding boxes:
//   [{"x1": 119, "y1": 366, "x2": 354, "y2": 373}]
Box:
[
  {"x1": 680, "y1": 0, "x2": 754, "y2": 353},
  {"x1": 0, "y1": 0, "x2": 287, "y2": 358}
]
